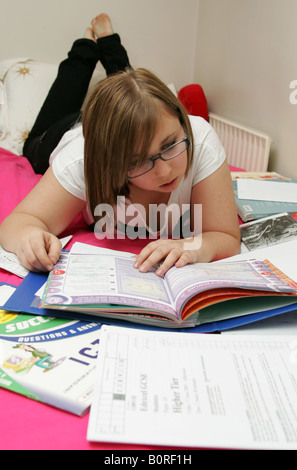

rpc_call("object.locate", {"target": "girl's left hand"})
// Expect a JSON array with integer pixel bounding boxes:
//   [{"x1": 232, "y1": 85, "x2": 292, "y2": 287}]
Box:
[{"x1": 133, "y1": 238, "x2": 201, "y2": 277}]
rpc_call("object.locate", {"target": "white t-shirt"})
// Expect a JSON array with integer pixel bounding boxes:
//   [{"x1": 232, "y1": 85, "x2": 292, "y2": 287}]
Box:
[{"x1": 50, "y1": 115, "x2": 226, "y2": 237}]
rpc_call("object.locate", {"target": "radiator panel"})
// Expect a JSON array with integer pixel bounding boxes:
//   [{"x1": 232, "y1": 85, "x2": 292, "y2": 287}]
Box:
[{"x1": 209, "y1": 113, "x2": 272, "y2": 171}]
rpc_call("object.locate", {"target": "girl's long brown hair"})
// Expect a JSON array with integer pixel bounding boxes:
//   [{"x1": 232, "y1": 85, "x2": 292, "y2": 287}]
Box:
[{"x1": 82, "y1": 68, "x2": 194, "y2": 222}]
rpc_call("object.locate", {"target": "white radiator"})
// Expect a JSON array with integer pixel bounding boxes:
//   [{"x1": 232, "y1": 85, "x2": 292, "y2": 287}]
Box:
[{"x1": 209, "y1": 112, "x2": 272, "y2": 171}]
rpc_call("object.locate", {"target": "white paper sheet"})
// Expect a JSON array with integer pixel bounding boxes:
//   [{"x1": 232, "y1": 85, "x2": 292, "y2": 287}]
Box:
[
  {"x1": 0, "y1": 245, "x2": 30, "y2": 278},
  {"x1": 87, "y1": 325, "x2": 297, "y2": 449},
  {"x1": 237, "y1": 178, "x2": 297, "y2": 203},
  {"x1": 220, "y1": 238, "x2": 297, "y2": 283},
  {"x1": 0, "y1": 284, "x2": 16, "y2": 305},
  {"x1": 222, "y1": 309, "x2": 297, "y2": 335}
]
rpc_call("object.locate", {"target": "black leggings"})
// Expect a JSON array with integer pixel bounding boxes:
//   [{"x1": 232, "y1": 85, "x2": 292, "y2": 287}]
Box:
[{"x1": 23, "y1": 34, "x2": 131, "y2": 174}]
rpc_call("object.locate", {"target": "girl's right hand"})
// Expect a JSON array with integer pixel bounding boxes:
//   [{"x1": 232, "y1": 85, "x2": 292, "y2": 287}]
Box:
[{"x1": 16, "y1": 229, "x2": 62, "y2": 272}]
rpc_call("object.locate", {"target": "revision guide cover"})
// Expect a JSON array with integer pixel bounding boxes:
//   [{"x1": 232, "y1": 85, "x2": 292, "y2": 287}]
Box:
[{"x1": 0, "y1": 307, "x2": 101, "y2": 415}]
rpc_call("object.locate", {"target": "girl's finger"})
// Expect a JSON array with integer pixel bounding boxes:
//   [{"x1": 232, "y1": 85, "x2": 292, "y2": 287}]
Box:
[
  {"x1": 133, "y1": 242, "x2": 159, "y2": 268},
  {"x1": 175, "y1": 250, "x2": 198, "y2": 268},
  {"x1": 46, "y1": 235, "x2": 62, "y2": 265},
  {"x1": 155, "y1": 248, "x2": 184, "y2": 276},
  {"x1": 17, "y1": 242, "x2": 48, "y2": 272},
  {"x1": 138, "y1": 244, "x2": 173, "y2": 273}
]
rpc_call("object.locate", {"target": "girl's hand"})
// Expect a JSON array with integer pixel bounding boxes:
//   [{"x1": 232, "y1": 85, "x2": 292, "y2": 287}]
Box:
[
  {"x1": 16, "y1": 229, "x2": 62, "y2": 272},
  {"x1": 133, "y1": 238, "x2": 201, "y2": 277}
]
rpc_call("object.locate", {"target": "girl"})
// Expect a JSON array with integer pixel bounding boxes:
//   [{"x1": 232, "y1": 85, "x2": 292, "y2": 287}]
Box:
[{"x1": 0, "y1": 14, "x2": 240, "y2": 276}]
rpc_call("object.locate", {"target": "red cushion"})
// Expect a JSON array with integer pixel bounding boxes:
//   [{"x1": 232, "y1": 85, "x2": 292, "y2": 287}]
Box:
[{"x1": 178, "y1": 84, "x2": 209, "y2": 121}]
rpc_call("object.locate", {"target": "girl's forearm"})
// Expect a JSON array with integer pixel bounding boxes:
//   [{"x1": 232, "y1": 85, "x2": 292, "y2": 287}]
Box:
[{"x1": 194, "y1": 231, "x2": 241, "y2": 263}]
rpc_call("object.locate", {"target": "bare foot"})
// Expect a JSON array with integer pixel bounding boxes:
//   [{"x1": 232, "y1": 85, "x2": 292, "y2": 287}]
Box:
[
  {"x1": 91, "y1": 13, "x2": 114, "y2": 38},
  {"x1": 84, "y1": 27, "x2": 96, "y2": 43}
]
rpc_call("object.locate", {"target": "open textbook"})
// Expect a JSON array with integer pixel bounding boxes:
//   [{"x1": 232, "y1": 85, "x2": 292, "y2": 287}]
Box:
[
  {"x1": 87, "y1": 325, "x2": 297, "y2": 450},
  {"x1": 0, "y1": 300, "x2": 101, "y2": 415},
  {"x1": 40, "y1": 242, "x2": 297, "y2": 329}
]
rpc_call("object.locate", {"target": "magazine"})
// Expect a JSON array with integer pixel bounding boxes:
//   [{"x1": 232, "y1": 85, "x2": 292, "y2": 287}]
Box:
[
  {"x1": 40, "y1": 242, "x2": 297, "y2": 328},
  {"x1": 0, "y1": 303, "x2": 101, "y2": 415},
  {"x1": 231, "y1": 171, "x2": 290, "y2": 181},
  {"x1": 240, "y1": 212, "x2": 297, "y2": 250}
]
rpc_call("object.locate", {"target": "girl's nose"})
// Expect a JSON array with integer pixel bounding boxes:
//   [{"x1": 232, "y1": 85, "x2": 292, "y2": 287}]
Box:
[{"x1": 153, "y1": 157, "x2": 172, "y2": 178}]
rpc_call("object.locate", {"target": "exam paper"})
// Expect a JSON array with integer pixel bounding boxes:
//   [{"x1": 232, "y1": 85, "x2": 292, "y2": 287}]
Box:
[
  {"x1": 88, "y1": 325, "x2": 297, "y2": 450},
  {"x1": 0, "y1": 245, "x2": 30, "y2": 278},
  {"x1": 237, "y1": 178, "x2": 297, "y2": 203}
]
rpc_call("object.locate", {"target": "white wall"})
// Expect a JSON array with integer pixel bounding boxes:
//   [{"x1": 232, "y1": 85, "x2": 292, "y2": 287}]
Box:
[
  {"x1": 0, "y1": 0, "x2": 199, "y2": 90},
  {"x1": 2, "y1": 0, "x2": 295, "y2": 179},
  {"x1": 194, "y1": 0, "x2": 297, "y2": 179}
]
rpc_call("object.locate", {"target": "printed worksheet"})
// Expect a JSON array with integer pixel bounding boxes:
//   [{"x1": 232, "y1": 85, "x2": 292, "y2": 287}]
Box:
[{"x1": 88, "y1": 326, "x2": 297, "y2": 449}]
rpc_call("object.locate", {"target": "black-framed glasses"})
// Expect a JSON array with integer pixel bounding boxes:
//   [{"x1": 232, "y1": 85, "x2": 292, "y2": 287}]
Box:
[{"x1": 127, "y1": 130, "x2": 190, "y2": 179}]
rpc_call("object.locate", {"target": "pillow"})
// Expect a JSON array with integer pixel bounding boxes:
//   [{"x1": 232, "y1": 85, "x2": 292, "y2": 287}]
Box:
[
  {"x1": 178, "y1": 84, "x2": 209, "y2": 121},
  {"x1": 0, "y1": 58, "x2": 106, "y2": 155},
  {"x1": 0, "y1": 58, "x2": 58, "y2": 155}
]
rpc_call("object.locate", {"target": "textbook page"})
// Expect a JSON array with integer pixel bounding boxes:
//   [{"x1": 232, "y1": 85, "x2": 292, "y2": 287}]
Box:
[
  {"x1": 164, "y1": 257, "x2": 297, "y2": 316},
  {"x1": 42, "y1": 243, "x2": 179, "y2": 321},
  {"x1": 87, "y1": 325, "x2": 297, "y2": 449}
]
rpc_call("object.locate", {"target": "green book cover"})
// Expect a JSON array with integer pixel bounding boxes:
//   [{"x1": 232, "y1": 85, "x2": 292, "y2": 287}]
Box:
[{"x1": 0, "y1": 306, "x2": 102, "y2": 415}]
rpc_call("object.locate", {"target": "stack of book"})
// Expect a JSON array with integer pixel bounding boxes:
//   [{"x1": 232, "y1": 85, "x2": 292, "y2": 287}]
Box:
[{"x1": 231, "y1": 171, "x2": 297, "y2": 222}]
